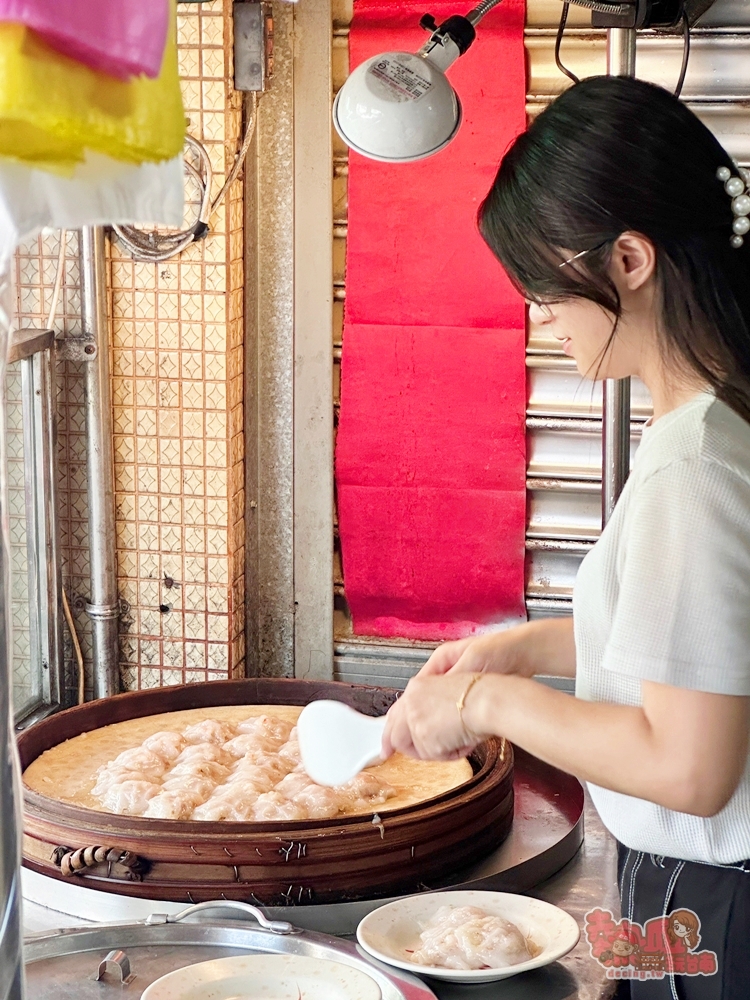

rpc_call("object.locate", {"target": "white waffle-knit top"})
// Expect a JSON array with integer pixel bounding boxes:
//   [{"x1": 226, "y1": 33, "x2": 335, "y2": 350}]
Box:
[{"x1": 574, "y1": 390, "x2": 750, "y2": 863}]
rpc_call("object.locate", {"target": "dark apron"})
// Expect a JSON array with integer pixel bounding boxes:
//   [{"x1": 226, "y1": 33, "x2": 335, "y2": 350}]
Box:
[{"x1": 614, "y1": 842, "x2": 750, "y2": 999}]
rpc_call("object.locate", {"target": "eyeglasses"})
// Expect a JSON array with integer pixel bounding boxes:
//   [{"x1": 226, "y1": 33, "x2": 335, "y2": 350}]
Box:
[{"x1": 558, "y1": 240, "x2": 610, "y2": 268}]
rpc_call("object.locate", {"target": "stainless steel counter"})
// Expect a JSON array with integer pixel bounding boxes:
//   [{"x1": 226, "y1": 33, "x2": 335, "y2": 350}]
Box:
[
  {"x1": 425, "y1": 790, "x2": 620, "y2": 1000},
  {"x1": 24, "y1": 790, "x2": 620, "y2": 999}
]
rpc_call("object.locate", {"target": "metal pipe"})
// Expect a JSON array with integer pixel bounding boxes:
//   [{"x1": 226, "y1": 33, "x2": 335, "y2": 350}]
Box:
[
  {"x1": 602, "y1": 27, "x2": 636, "y2": 525},
  {"x1": 80, "y1": 228, "x2": 119, "y2": 699}
]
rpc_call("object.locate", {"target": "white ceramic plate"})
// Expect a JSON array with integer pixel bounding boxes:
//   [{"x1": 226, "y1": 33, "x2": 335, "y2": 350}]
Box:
[
  {"x1": 140, "y1": 953, "x2": 383, "y2": 1000},
  {"x1": 356, "y1": 889, "x2": 580, "y2": 984}
]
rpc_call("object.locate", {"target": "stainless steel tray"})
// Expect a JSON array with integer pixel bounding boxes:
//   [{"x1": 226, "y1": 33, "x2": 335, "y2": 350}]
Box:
[{"x1": 24, "y1": 901, "x2": 436, "y2": 1000}]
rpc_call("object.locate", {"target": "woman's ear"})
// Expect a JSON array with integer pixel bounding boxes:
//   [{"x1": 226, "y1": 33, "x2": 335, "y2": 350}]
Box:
[{"x1": 609, "y1": 231, "x2": 656, "y2": 292}]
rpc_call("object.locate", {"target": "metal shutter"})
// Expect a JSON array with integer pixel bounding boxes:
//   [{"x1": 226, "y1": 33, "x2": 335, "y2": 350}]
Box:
[{"x1": 331, "y1": 0, "x2": 750, "y2": 686}]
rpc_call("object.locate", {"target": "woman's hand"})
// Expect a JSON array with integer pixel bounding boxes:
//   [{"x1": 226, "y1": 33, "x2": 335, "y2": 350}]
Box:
[
  {"x1": 418, "y1": 618, "x2": 577, "y2": 680},
  {"x1": 381, "y1": 673, "x2": 490, "y2": 761}
]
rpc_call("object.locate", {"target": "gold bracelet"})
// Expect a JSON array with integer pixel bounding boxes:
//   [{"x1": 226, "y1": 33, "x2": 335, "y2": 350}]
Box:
[{"x1": 456, "y1": 673, "x2": 482, "y2": 727}]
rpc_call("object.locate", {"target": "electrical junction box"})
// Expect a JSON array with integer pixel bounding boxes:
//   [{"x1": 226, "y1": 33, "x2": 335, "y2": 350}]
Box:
[{"x1": 233, "y1": 1, "x2": 273, "y2": 92}]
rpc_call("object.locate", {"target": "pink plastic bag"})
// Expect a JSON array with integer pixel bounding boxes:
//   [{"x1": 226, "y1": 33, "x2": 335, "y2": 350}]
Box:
[{"x1": 0, "y1": 0, "x2": 169, "y2": 79}]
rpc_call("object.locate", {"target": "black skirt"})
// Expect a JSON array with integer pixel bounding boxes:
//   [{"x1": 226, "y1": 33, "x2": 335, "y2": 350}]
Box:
[{"x1": 610, "y1": 842, "x2": 750, "y2": 999}]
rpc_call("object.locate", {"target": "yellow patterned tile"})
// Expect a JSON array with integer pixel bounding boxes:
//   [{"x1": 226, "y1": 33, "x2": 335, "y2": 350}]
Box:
[
  {"x1": 177, "y1": 13, "x2": 200, "y2": 47},
  {"x1": 136, "y1": 408, "x2": 157, "y2": 436},
  {"x1": 201, "y1": 46, "x2": 224, "y2": 78},
  {"x1": 139, "y1": 609, "x2": 161, "y2": 636},
  {"x1": 183, "y1": 438, "x2": 204, "y2": 467},
  {"x1": 161, "y1": 525, "x2": 182, "y2": 553},
  {"x1": 205, "y1": 439, "x2": 227, "y2": 468},
  {"x1": 183, "y1": 468, "x2": 205, "y2": 496},
  {"x1": 158, "y1": 321, "x2": 180, "y2": 350},
  {"x1": 159, "y1": 438, "x2": 181, "y2": 466},
  {"x1": 203, "y1": 233, "x2": 226, "y2": 263},
  {"x1": 205, "y1": 468, "x2": 227, "y2": 498},
  {"x1": 139, "y1": 639, "x2": 159, "y2": 665},
  {"x1": 204, "y1": 324, "x2": 226, "y2": 353},
  {"x1": 134, "y1": 322, "x2": 156, "y2": 350},
  {"x1": 179, "y1": 49, "x2": 201, "y2": 81},
  {"x1": 134, "y1": 351, "x2": 156, "y2": 379},
  {"x1": 162, "y1": 611, "x2": 183, "y2": 639},
  {"x1": 184, "y1": 555, "x2": 206, "y2": 583},
  {"x1": 157, "y1": 292, "x2": 179, "y2": 320},
  {"x1": 112, "y1": 350, "x2": 134, "y2": 377},
  {"x1": 157, "y1": 264, "x2": 178, "y2": 290},
  {"x1": 115, "y1": 465, "x2": 135, "y2": 493},
  {"x1": 162, "y1": 641, "x2": 183, "y2": 670},
  {"x1": 137, "y1": 437, "x2": 158, "y2": 464},
  {"x1": 205, "y1": 498, "x2": 227, "y2": 525},
  {"x1": 116, "y1": 493, "x2": 136, "y2": 520},
  {"x1": 160, "y1": 497, "x2": 182, "y2": 524},
  {"x1": 180, "y1": 293, "x2": 203, "y2": 323},
  {"x1": 138, "y1": 668, "x2": 162, "y2": 690},
  {"x1": 179, "y1": 263, "x2": 203, "y2": 292},
  {"x1": 137, "y1": 523, "x2": 159, "y2": 552},
  {"x1": 135, "y1": 379, "x2": 156, "y2": 408},
  {"x1": 138, "y1": 494, "x2": 159, "y2": 522},
  {"x1": 207, "y1": 643, "x2": 228, "y2": 670},
  {"x1": 180, "y1": 78, "x2": 201, "y2": 112},
  {"x1": 113, "y1": 436, "x2": 135, "y2": 464},
  {"x1": 201, "y1": 112, "x2": 225, "y2": 142},
  {"x1": 138, "y1": 466, "x2": 159, "y2": 494},
  {"x1": 205, "y1": 382, "x2": 226, "y2": 410},
  {"x1": 204, "y1": 353, "x2": 226, "y2": 381},
  {"x1": 139, "y1": 581, "x2": 160, "y2": 606},
  {"x1": 180, "y1": 323, "x2": 203, "y2": 351},
  {"x1": 159, "y1": 410, "x2": 180, "y2": 438},
  {"x1": 182, "y1": 410, "x2": 203, "y2": 438},
  {"x1": 202, "y1": 80, "x2": 226, "y2": 112},
  {"x1": 186, "y1": 643, "x2": 207, "y2": 669},
  {"x1": 112, "y1": 378, "x2": 134, "y2": 407},
  {"x1": 160, "y1": 467, "x2": 181, "y2": 495},
  {"x1": 207, "y1": 615, "x2": 228, "y2": 642},
  {"x1": 207, "y1": 555, "x2": 227, "y2": 585},
  {"x1": 200, "y1": 14, "x2": 224, "y2": 47},
  {"x1": 159, "y1": 382, "x2": 180, "y2": 408},
  {"x1": 184, "y1": 612, "x2": 206, "y2": 640},
  {"x1": 203, "y1": 295, "x2": 226, "y2": 324},
  {"x1": 133, "y1": 263, "x2": 156, "y2": 289},
  {"x1": 116, "y1": 521, "x2": 137, "y2": 550}
]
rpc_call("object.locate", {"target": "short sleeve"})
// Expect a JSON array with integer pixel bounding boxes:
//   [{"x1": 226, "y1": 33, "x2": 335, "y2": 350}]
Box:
[{"x1": 603, "y1": 458, "x2": 750, "y2": 695}]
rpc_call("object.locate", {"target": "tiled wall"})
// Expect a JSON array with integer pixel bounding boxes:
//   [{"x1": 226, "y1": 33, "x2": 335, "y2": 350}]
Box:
[{"x1": 13, "y1": 0, "x2": 246, "y2": 695}]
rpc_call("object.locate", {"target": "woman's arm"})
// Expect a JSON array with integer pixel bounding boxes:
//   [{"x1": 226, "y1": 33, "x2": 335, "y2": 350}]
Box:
[
  {"x1": 382, "y1": 671, "x2": 750, "y2": 817},
  {"x1": 418, "y1": 617, "x2": 577, "y2": 679}
]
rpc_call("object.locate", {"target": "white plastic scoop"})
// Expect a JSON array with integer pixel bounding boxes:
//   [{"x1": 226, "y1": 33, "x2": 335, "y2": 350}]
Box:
[{"x1": 297, "y1": 700, "x2": 389, "y2": 787}]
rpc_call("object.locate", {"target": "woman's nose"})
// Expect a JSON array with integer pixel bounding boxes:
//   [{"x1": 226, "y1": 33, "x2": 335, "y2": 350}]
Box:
[{"x1": 528, "y1": 301, "x2": 554, "y2": 326}]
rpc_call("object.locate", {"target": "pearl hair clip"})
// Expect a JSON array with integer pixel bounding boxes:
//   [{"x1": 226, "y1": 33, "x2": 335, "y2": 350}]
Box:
[{"x1": 717, "y1": 163, "x2": 750, "y2": 248}]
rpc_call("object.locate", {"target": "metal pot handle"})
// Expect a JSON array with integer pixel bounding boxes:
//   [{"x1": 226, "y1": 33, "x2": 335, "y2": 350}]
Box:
[{"x1": 145, "y1": 900, "x2": 296, "y2": 935}]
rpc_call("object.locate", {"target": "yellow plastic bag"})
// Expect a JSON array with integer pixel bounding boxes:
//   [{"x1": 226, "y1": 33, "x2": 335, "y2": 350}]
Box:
[{"x1": 0, "y1": 0, "x2": 184, "y2": 169}]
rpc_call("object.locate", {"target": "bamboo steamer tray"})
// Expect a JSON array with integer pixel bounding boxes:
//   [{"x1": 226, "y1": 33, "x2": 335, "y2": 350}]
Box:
[{"x1": 18, "y1": 679, "x2": 514, "y2": 906}]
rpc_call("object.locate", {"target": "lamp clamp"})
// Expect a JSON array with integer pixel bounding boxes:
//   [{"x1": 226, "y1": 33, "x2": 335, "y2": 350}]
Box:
[{"x1": 420, "y1": 12, "x2": 477, "y2": 55}]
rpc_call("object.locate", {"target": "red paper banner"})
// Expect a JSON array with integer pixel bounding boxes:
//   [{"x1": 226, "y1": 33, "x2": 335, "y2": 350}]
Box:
[{"x1": 337, "y1": 0, "x2": 527, "y2": 641}]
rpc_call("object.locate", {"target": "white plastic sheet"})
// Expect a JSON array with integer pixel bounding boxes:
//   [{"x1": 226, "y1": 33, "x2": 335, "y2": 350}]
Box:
[{"x1": 0, "y1": 151, "x2": 184, "y2": 267}]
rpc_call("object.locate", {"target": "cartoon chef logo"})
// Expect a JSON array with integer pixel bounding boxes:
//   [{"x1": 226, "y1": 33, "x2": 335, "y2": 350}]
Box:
[
  {"x1": 584, "y1": 908, "x2": 717, "y2": 980},
  {"x1": 666, "y1": 909, "x2": 701, "y2": 951}
]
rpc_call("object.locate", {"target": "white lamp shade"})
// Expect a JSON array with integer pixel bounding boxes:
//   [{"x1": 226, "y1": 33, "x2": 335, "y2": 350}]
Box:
[{"x1": 333, "y1": 51, "x2": 462, "y2": 163}]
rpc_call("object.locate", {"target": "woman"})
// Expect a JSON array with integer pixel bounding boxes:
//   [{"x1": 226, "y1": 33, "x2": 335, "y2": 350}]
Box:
[{"x1": 382, "y1": 76, "x2": 750, "y2": 999}]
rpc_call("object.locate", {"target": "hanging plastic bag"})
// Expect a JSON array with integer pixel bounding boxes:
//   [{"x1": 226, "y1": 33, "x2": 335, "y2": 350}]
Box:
[
  {"x1": 0, "y1": 0, "x2": 184, "y2": 169},
  {"x1": 0, "y1": 0, "x2": 169, "y2": 80},
  {"x1": 0, "y1": 150, "x2": 185, "y2": 267}
]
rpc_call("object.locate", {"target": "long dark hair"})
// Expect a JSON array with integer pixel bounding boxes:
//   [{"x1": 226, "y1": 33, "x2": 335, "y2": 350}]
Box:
[{"x1": 478, "y1": 75, "x2": 750, "y2": 422}]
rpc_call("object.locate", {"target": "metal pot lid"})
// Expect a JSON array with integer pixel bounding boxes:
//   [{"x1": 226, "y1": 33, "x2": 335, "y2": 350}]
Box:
[{"x1": 24, "y1": 901, "x2": 437, "y2": 1000}]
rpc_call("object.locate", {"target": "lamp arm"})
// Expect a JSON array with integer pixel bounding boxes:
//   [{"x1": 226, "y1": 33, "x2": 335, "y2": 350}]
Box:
[{"x1": 467, "y1": 0, "x2": 505, "y2": 25}]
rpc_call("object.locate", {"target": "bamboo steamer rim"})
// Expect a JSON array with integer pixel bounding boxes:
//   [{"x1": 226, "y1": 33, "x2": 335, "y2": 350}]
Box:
[{"x1": 20, "y1": 678, "x2": 513, "y2": 841}]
